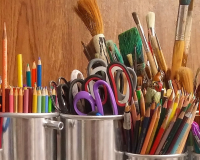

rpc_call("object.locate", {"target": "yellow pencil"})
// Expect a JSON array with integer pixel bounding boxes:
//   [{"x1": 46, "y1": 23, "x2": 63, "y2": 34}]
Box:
[
  {"x1": 168, "y1": 94, "x2": 179, "y2": 123},
  {"x1": 17, "y1": 54, "x2": 23, "y2": 87},
  {"x1": 32, "y1": 87, "x2": 37, "y2": 113}
]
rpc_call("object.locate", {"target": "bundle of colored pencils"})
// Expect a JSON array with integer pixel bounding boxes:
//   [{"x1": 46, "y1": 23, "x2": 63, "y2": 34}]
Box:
[{"x1": 123, "y1": 91, "x2": 198, "y2": 155}]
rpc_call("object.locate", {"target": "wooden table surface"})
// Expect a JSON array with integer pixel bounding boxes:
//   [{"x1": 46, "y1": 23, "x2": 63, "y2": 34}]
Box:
[{"x1": 0, "y1": 0, "x2": 200, "y2": 86}]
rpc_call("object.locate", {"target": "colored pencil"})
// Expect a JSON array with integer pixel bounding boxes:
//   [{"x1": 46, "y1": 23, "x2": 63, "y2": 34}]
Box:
[
  {"x1": 14, "y1": 88, "x2": 18, "y2": 113},
  {"x1": 156, "y1": 114, "x2": 177, "y2": 154},
  {"x1": 32, "y1": 61, "x2": 36, "y2": 87},
  {"x1": 23, "y1": 87, "x2": 29, "y2": 113},
  {"x1": 26, "y1": 64, "x2": 31, "y2": 87},
  {"x1": 32, "y1": 87, "x2": 37, "y2": 113},
  {"x1": 18, "y1": 88, "x2": 23, "y2": 113},
  {"x1": 150, "y1": 102, "x2": 156, "y2": 117},
  {"x1": 134, "y1": 91, "x2": 140, "y2": 114},
  {"x1": 150, "y1": 118, "x2": 167, "y2": 154},
  {"x1": 48, "y1": 89, "x2": 52, "y2": 113},
  {"x1": 41, "y1": 88, "x2": 46, "y2": 113},
  {"x1": 17, "y1": 54, "x2": 23, "y2": 87},
  {"x1": 130, "y1": 98, "x2": 137, "y2": 128},
  {"x1": 52, "y1": 88, "x2": 56, "y2": 112},
  {"x1": 2, "y1": 22, "x2": 7, "y2": 112},
  {"x1": 123, "y1": 103, "x2": 132, "y2": 152},
  {"x1": 45, "y1": 88, "x2": 48, "y2": 113},
  {"x1": 168, "y1": 94, "x2": 179, "y2": 123},
  {"x1": 9, "y1": 87, "x2": 13, "y2": 113},
  {"x1": 28, "y1": 88, "x2": 33, "y2": 113},
  {"x1": 5, "y1": 88, "x2": 10, "y2": 112},
  {"x1": 37, "y1": 57, "x2": 42, "y2": 87},
  {"x1": 141, "y1": 107, "x2": 158, "y2": 154},
  {"x1": 167, "y1": 91, "x2": 174, "y2": 109},
  {"x1": 37, "y1": 89, "x2": 41, "y2": 113},
  {"x1": 146, "y1": 106, "x2": 161, "y2": 154},
  {"x1": 176, "y1": 94, "x2": 185, "y2": 115},
  {"x1": 159, "y1": 110, "x2": 185, "y2": 154},
  {"x1": 132, "y1": 114, "x2": 141, "y2": 153},
  {"x1": 140, "y1": 91, "x2": 146, "y2": 117},
  {"x1": 136, "y1": 107, "x2": 150, "y2": 154}
]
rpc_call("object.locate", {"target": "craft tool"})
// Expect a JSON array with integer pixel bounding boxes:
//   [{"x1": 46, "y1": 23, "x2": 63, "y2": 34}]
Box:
[
  {"x1": 182, "y1": 0, "x2": 194, "y2": 66},
  {"x1": 48, "y1": 89, "x2": 52, "y2": 113},
  {"x1": 139, "y1": 90, "x2": 146, "y2": 117},
  {"x1": 160, "y1": 110, "x2": 185, "y2": 154},
  {"x1": 141, "y1": 107, "x2": 158, "y2": 154},
  {"x1": 176, "y1": 94, "x2": 185, "y2": 115},
  {"x1": 146, "y1": 106, "x2": 161, "y2": 154},
  {"x1": 150, "y1": 102, "x2": 156, "y2": 117},
  {"x1": 52, "y1": 88, "x2": 56, "y2": 112},
  {"x1": 168, "y1": 94, "x2": 179, "y2": 123},
  {"x1": 81, "y1": 41, "x2": 92, "y2": 61},
  {"x1": 32, "y1": 61, "x2": 37, "y2": 87},
  {"x1": 156, "y1": 114, "x2": 177, "y2": 154},
  {"x1": 123, "y1": 103, "x2": 132, "y2": 152},
  {"x1": 132, "y1": 114, "x2": 141, "y2": 153},
  {"x1": 14, "y1": 88, "x2": 18, "y2": 113},
  {"x1": 37, "y1": 57, "x2": 42, "y2": 87},
  {"x1": 17, "y1": 54, "x2": 23, "y2": 87},
  {"x1": 18, "y1": 88, "x2": 23, "y2": 113},
  {"x1": 45, "y1": 88, "x2": 48, "y2": 113},
  {"x1": 28, "y1": 88, "x2": 33, "y2": 113},
  {"x1": 26, "y1": 64, "x2": 31, "y2": 87},
  {"x1": 118, "y1": 27, "x2": 145, "y2": 68},
  {"x1": 41, "y1": 88, "x2": 46, "y2": 113},
  {"x1": 24, "y1": 87, "x2": 29, "y2": 113},
  {"x1": 130, "y1": 98, "x2": 137, "y2": 128},
  {"x1": 157, "y1": 99, "x2": 167, "y2": 134},
  {"x1": 167, "y1": 91, "x2": 174, "y2": 108},
  {"x1": 136, "y1": 107, "x2": 150, "y2": 154},
  {"x1": 150, "y1": 118, "x2": 167, "y2": 154},
  {"x1": 9, "y1": 87, "x2": 13, "y2": 113},
  {"x1": 171, "y1": 0, "x2": 191, "y2": 79},
  {"x1": 37, "y1": 89, "x2": 42, "y2": 113},
  {"x1": 32, "y1": 87, "x2": 37, "y2": 113},
  {"x1": 75, "y1": 0, "x2": 109, "y2": 63},
  {"x1": 5, "y1": 88, "x2": 9, "y2": 112},
  {"x1": 132, "y1": 12, "x2": 158, "y2": 76},
  {"x1": 2, "y1": 22, "x2": 7, "y2": 112}
]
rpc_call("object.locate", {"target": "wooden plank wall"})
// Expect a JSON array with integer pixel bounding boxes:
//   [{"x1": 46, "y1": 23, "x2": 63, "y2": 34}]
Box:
[{"x1": 0, "y1": 0, "x2": 200, "y2": 86}]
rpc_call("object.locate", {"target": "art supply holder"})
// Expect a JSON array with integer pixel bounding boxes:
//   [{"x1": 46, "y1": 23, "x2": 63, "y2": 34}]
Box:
[
  {"x1": 59, "y1": 114, "x2": 125, "y2": 160},
  {"x1": 0, "y1": 112, "x2": 63, "y2": 160},
  {"x1": 125, "y1": 152, "x2": 188, "y2": 160},
  {"x1": 0, "y1": 149, "x2": 2, "y2": 160},
  {"x1": 191, "y1": 152, "x2": 200, "y2": 160}
]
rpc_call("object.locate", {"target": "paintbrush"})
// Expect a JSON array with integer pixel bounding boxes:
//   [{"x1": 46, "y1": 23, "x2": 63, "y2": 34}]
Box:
[
  {"x1": 132, "y1": 12, "x2": 158, "y2": 76},
  {"x1": 177, "y1": 67, "x2": 193, "y2": 93},
  {"x1": 75, "y1": 0, "x2": 109, "y2": 64},
  {"x1": 171, "y1": 0, "x2": 191, "y2": 79},
  {"x1": 182, "y1": 0, "x2": 194, "y2": 66}
]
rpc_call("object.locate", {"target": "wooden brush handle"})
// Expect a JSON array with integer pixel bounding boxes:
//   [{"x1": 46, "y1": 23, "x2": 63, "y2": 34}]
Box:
[
  {"x1": 151, "y1": 36, "x2": 167, "y2": 73},
  {"x1": 171, "y1": 41, "x2": 185, "y2": 79},
  {"x1": 146, "y1": 51, "x2": 158, "y2": 76}
]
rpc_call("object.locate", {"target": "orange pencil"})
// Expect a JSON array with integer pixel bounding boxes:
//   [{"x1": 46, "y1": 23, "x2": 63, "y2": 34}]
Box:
[
  {"x1": 18, "y1": 88, "x2": 23, "y2": 113},
  {"x1": 130, "y1": 98, "x2": 137, "y2": 128},
  {"x1": 150, "y1": 118, "x2": 167, "y2": 154},
  {"x1": 32, "y1": 62, "x2": 37, "y2": 87},
  {"x1": 140, "y1": 91, "x2": 146, "y2": 117},
  {"x1": 141, "y1": 107, "x2": 158, "y2": 154},
  {"x1": 2, "y1": 23, "x2": 7, "y2": 112}
]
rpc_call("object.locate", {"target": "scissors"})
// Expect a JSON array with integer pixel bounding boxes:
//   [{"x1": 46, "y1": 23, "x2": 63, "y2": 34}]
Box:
[
  {"x1": 73, "y1": 80, "x2": 118, "y2": 115},
  {"x1": 87, "y1": 59, "x2": 136, "y2": 114}
]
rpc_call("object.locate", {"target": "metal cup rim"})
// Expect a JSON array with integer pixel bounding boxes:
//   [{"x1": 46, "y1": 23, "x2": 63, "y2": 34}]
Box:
[
  {"x1": 60, "y1": 114, "x2": 123, "y2": 120},
  {"x1": 125, "y1": 152, "x2": 188, "y2": 158},
  {"x1": 0, "y1": 112, "x2": 59, "y2": 118}
]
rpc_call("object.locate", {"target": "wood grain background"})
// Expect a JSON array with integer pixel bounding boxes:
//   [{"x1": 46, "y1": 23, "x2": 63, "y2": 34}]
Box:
[{"x1": 0, "y1": 0, "x2": 200, "y2": 86}]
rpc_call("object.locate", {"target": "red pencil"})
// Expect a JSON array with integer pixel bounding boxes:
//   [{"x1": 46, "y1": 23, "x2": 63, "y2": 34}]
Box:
[{"x1": 31, "y1": 62, "x2": 36, "y2": 87}]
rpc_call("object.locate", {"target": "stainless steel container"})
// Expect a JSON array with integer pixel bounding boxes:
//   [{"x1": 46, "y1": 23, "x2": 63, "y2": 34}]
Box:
[
  {"x1": 0, "y1": 113, "x2": 63, "y2": 160},
  {"x1": 191, "y1": 152, "x2": 200, "y2": 160},
  {"x1": 0, "y1": 149, "x2": 2, "y2": 160},
  {"x1": 125, "y1": 153, "x2": 188, "y2": 160},
  {"x1": 59, "y1": 114, "x2": 125, "y2": 160}
]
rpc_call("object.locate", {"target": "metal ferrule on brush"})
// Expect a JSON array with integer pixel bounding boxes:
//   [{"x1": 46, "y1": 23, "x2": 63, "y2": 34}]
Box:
[
  {"x1": 137, "y1": 24, "x2": 151, "y2": 53},
  {"x1": 150, "y1": 28, "x2": 155, "y2": 37},
  {"x1": 175, "y1": 5, "x2": 189, "y2": 40}
]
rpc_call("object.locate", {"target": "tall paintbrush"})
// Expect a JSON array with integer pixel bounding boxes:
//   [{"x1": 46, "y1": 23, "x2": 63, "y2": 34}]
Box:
[
  {"x1": 75, "y1": 0, "x2": 109, "y2": 64},
  {"x1": 146, "y1": 12, "x2": 168, "y2": 73},
  {"x1": 171, "y1": 0, "x2": 191, "y2": 79},
  {"x1": 182, "y1": 0, "x2": 194, "y2": 66},
  {"x1": 132, "y1": 12, "x2": 158, "y2": 77}
]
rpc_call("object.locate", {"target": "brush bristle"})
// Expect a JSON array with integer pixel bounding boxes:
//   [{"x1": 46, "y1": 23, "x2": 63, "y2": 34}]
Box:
[
  {"x1": 75, "y1": 0, "x2": 104, "y2": 36},
  {"x1": 178, "y1": 67, "x2": 193, "y2": 93},
  {"x1": 146, "y1": 12, "x2": 155, "y2": 29},
  {"x1": 180, "y1": 0, "x2": 191, "y2": 5},
  {"x1": 132, "y1": 12, "x2": 140, "y2": 25}
]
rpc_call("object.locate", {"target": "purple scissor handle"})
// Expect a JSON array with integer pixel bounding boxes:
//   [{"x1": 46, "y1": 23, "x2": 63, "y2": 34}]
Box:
[
  {"x1": 73, "y1": 91, "x2": 96, "y2": 115},
  {"x1": 93, "y1": 80, "x2": 118, "y2": 115}
]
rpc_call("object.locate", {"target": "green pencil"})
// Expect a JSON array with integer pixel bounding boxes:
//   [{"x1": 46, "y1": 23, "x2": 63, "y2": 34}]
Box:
[
  {"x1": 48, "y1": 95, "x2": 52, "y2": 113},
  {"x1": 41, "y1": 88, "x2": 46, "y2": 113},
  {"x1": 26, "y1": 64, "x2": 31, "y2": 87}
]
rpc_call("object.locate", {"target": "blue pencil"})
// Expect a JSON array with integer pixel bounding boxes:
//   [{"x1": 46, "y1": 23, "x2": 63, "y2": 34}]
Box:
[
  {"x1": 45, "y1": 87, "x2": 48, "y2": 113},
  {"x1": 37, "y1": 57, "x2": 42, "y2": 87}
]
